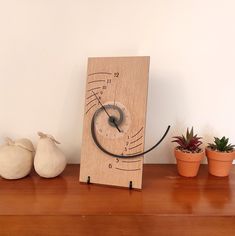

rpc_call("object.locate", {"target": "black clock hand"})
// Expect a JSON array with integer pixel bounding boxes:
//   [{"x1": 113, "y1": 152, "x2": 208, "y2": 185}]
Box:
[
  {"x1": 91, "y1": 113, "x2": 171, "y2": 158},
  {"x1": 92, "y1": 91, "x2": 121, "y2": 133},
  {"x1": 109, "y1": 117, "x2": 122, "y2": 132}
]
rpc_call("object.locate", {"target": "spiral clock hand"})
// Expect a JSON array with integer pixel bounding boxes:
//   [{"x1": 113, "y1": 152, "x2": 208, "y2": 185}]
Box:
[{"x1": 92, "y1": 91, "x2": 121, "y2": 133}]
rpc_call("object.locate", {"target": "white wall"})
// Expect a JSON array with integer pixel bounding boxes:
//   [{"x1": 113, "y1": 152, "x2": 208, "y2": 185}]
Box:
[{"x1": 0, "y1": 0, "x2": 235, "y2": 163}]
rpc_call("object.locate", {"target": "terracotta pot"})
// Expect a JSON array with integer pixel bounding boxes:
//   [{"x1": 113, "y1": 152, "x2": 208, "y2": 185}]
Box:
[
  {"x1": 174, "y1": 148, "x2": 204, "y2": 177},
  {"x1": 206, "y1": 148, "x2": 235, "y2": 177}
]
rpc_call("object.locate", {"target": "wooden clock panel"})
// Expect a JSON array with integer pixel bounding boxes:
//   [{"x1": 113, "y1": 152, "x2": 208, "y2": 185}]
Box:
[{"x1": 79, "y1": 56, "x2": 150, "y2": 189}]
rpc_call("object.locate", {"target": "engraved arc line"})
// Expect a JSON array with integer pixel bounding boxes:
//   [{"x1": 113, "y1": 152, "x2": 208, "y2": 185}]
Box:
[
  {"x1": 115, "y1": 168, "x2": 141, "y2": 171},
  {"x1": 86, "y1": 92, "x2": 99, "y2": 100},
  {"x1": 130, "y1": 136, "x2": 143, "y2": 144},
  {"x1": 127, "y1": 151, "x2": 143, "y2": 156},
  {"x1": 126, "y1": 151, "x2": 143, "y2": 156},
  {"x1": 85, "y1": 103, "x2": 97, "y2": 114},
  {"x1": 122, "y1": 160, "x2": 141, "y2": 163},
  {"x1": 88, "y1": 72, "x2": 112, "y2": 76},
  {"x1": 129, "y1": 143, "x2": 143, "y2": 150},
  {"x1": 131, "y1": 127, "x2": 143, "y2": 138},
  {"x1": 87, "y1": 87, "x2": 101, "y2": 92},
  {"x1": 88, "y1": 79, "x2": 105, "y2": 84},
  {"x1": 86, "y1": 98, "x2": 96, "y2": 107}
]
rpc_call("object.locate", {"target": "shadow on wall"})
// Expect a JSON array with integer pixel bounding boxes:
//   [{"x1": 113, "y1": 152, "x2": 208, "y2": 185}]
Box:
[
  {"x1": 145, "y1": 72, "x2": 188, "y2": 163},
  {"x1": 201, "y1": 124, "x2": 219, "y2": 164},
  {"x1": 0, "y1": 137, "x2": 4, "y2": 146},
  {"x1": 57, "y1": 66, "x2": 86, "y2": 163}
]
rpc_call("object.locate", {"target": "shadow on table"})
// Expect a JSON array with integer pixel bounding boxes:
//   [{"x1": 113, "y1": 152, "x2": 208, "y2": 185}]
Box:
[
  {"x1": 202, "y1": 174, "x2": 232, "y2": 209},
  {"x1": 171, "y1": 177, "x2": 201, "y2": 214},
  {"x1": 34, "y1": 175, "x2": 68, "y2": 213}
]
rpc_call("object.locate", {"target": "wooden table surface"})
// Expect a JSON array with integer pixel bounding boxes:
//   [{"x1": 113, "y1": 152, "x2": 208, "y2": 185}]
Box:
[{"x1": 0, "y1": 164, "x2": 235, "y2": 235}]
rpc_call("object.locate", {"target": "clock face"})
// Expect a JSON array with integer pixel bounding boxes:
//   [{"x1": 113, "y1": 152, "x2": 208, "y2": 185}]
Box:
[
  {"x1": 79, "y1": 57, "x2": 150, "y2": 189},
  {"x1": 83, "y1": 70, "x2": 145, "y2": 156},
  {"x1": 94, "y1": 101, "x2": 131, "y2": 139}
]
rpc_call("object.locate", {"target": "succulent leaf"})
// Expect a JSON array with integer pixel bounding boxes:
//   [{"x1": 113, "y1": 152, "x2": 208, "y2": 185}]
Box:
[
  {"x1": 172, "y1": 127, "x2": 202, "y2": 152},
  {"x1": 208, "y1": 136, "x2": 235, "y2": 152}
]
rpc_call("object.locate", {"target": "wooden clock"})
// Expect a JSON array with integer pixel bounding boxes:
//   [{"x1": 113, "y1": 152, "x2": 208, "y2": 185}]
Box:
[{"x1": 79, "y1": 57, "x2": 170, "y2": 189}]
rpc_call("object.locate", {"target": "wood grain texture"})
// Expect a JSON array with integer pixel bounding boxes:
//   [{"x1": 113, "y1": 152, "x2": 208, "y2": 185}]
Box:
[
  {"x1": 80, "y1": 57, "x2": 150, "y2": 189},
  {"x1": 1, "y1": 164, "x2": 235, "y2": 235},
  {"x1": 0, "y1": 216, "x2": 235, "y2": 236}
]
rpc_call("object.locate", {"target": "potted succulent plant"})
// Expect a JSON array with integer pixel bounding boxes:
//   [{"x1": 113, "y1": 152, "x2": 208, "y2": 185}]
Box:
[
  {"x1": 206, "y1": 137, "x2": 235, "y2": 177},
  {"x1": 172, "y1": 127, "x2": 204, "y2": 177}
]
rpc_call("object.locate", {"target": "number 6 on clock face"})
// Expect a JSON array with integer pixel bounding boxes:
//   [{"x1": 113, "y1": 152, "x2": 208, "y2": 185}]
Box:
[{"x1": 79, "y1": 56, "x2": 150, "y2": 189}]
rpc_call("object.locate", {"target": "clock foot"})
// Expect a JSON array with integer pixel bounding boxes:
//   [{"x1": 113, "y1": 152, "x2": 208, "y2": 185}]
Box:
[{"x1": 87, "y1": 176, "x2": 91, "y2": 184}]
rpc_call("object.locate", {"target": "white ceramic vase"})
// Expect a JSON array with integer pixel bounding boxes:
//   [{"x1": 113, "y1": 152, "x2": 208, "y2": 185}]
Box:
[
  {"x1": 34, "y1": 132, "x2": 67, "y2": 178},
  {"x1": 0, "y1": 138, "x2": 35, "y2": 179}
]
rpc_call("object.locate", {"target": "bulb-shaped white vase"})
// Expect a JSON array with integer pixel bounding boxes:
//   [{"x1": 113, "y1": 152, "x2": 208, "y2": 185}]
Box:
[{"x1": 34, "y1": 132, "x2": 67, "y2": 178}]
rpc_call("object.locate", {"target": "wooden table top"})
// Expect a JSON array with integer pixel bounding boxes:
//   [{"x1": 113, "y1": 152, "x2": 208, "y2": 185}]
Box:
[{"x1": 1, "y1": 164, "x2": 235, "y2": 235}]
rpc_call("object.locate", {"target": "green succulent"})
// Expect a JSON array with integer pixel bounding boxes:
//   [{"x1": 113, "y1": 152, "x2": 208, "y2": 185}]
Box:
[{"x1": 208, "y1": 136, "x2": 235, "y2": 152}]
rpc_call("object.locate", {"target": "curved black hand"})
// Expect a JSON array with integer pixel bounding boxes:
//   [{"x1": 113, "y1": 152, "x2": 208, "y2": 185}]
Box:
[
  {"x1": 91, "y1": 113, "x2": 170, "y2": 158},
  {"x1": 92, "y1": 91, "x2": 121, "y2": 132}
]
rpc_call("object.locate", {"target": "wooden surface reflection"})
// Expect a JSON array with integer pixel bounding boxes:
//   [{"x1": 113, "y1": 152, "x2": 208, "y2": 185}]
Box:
[{"x1": 0, "y1": 164, "x2": 235, "y2": 235}]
